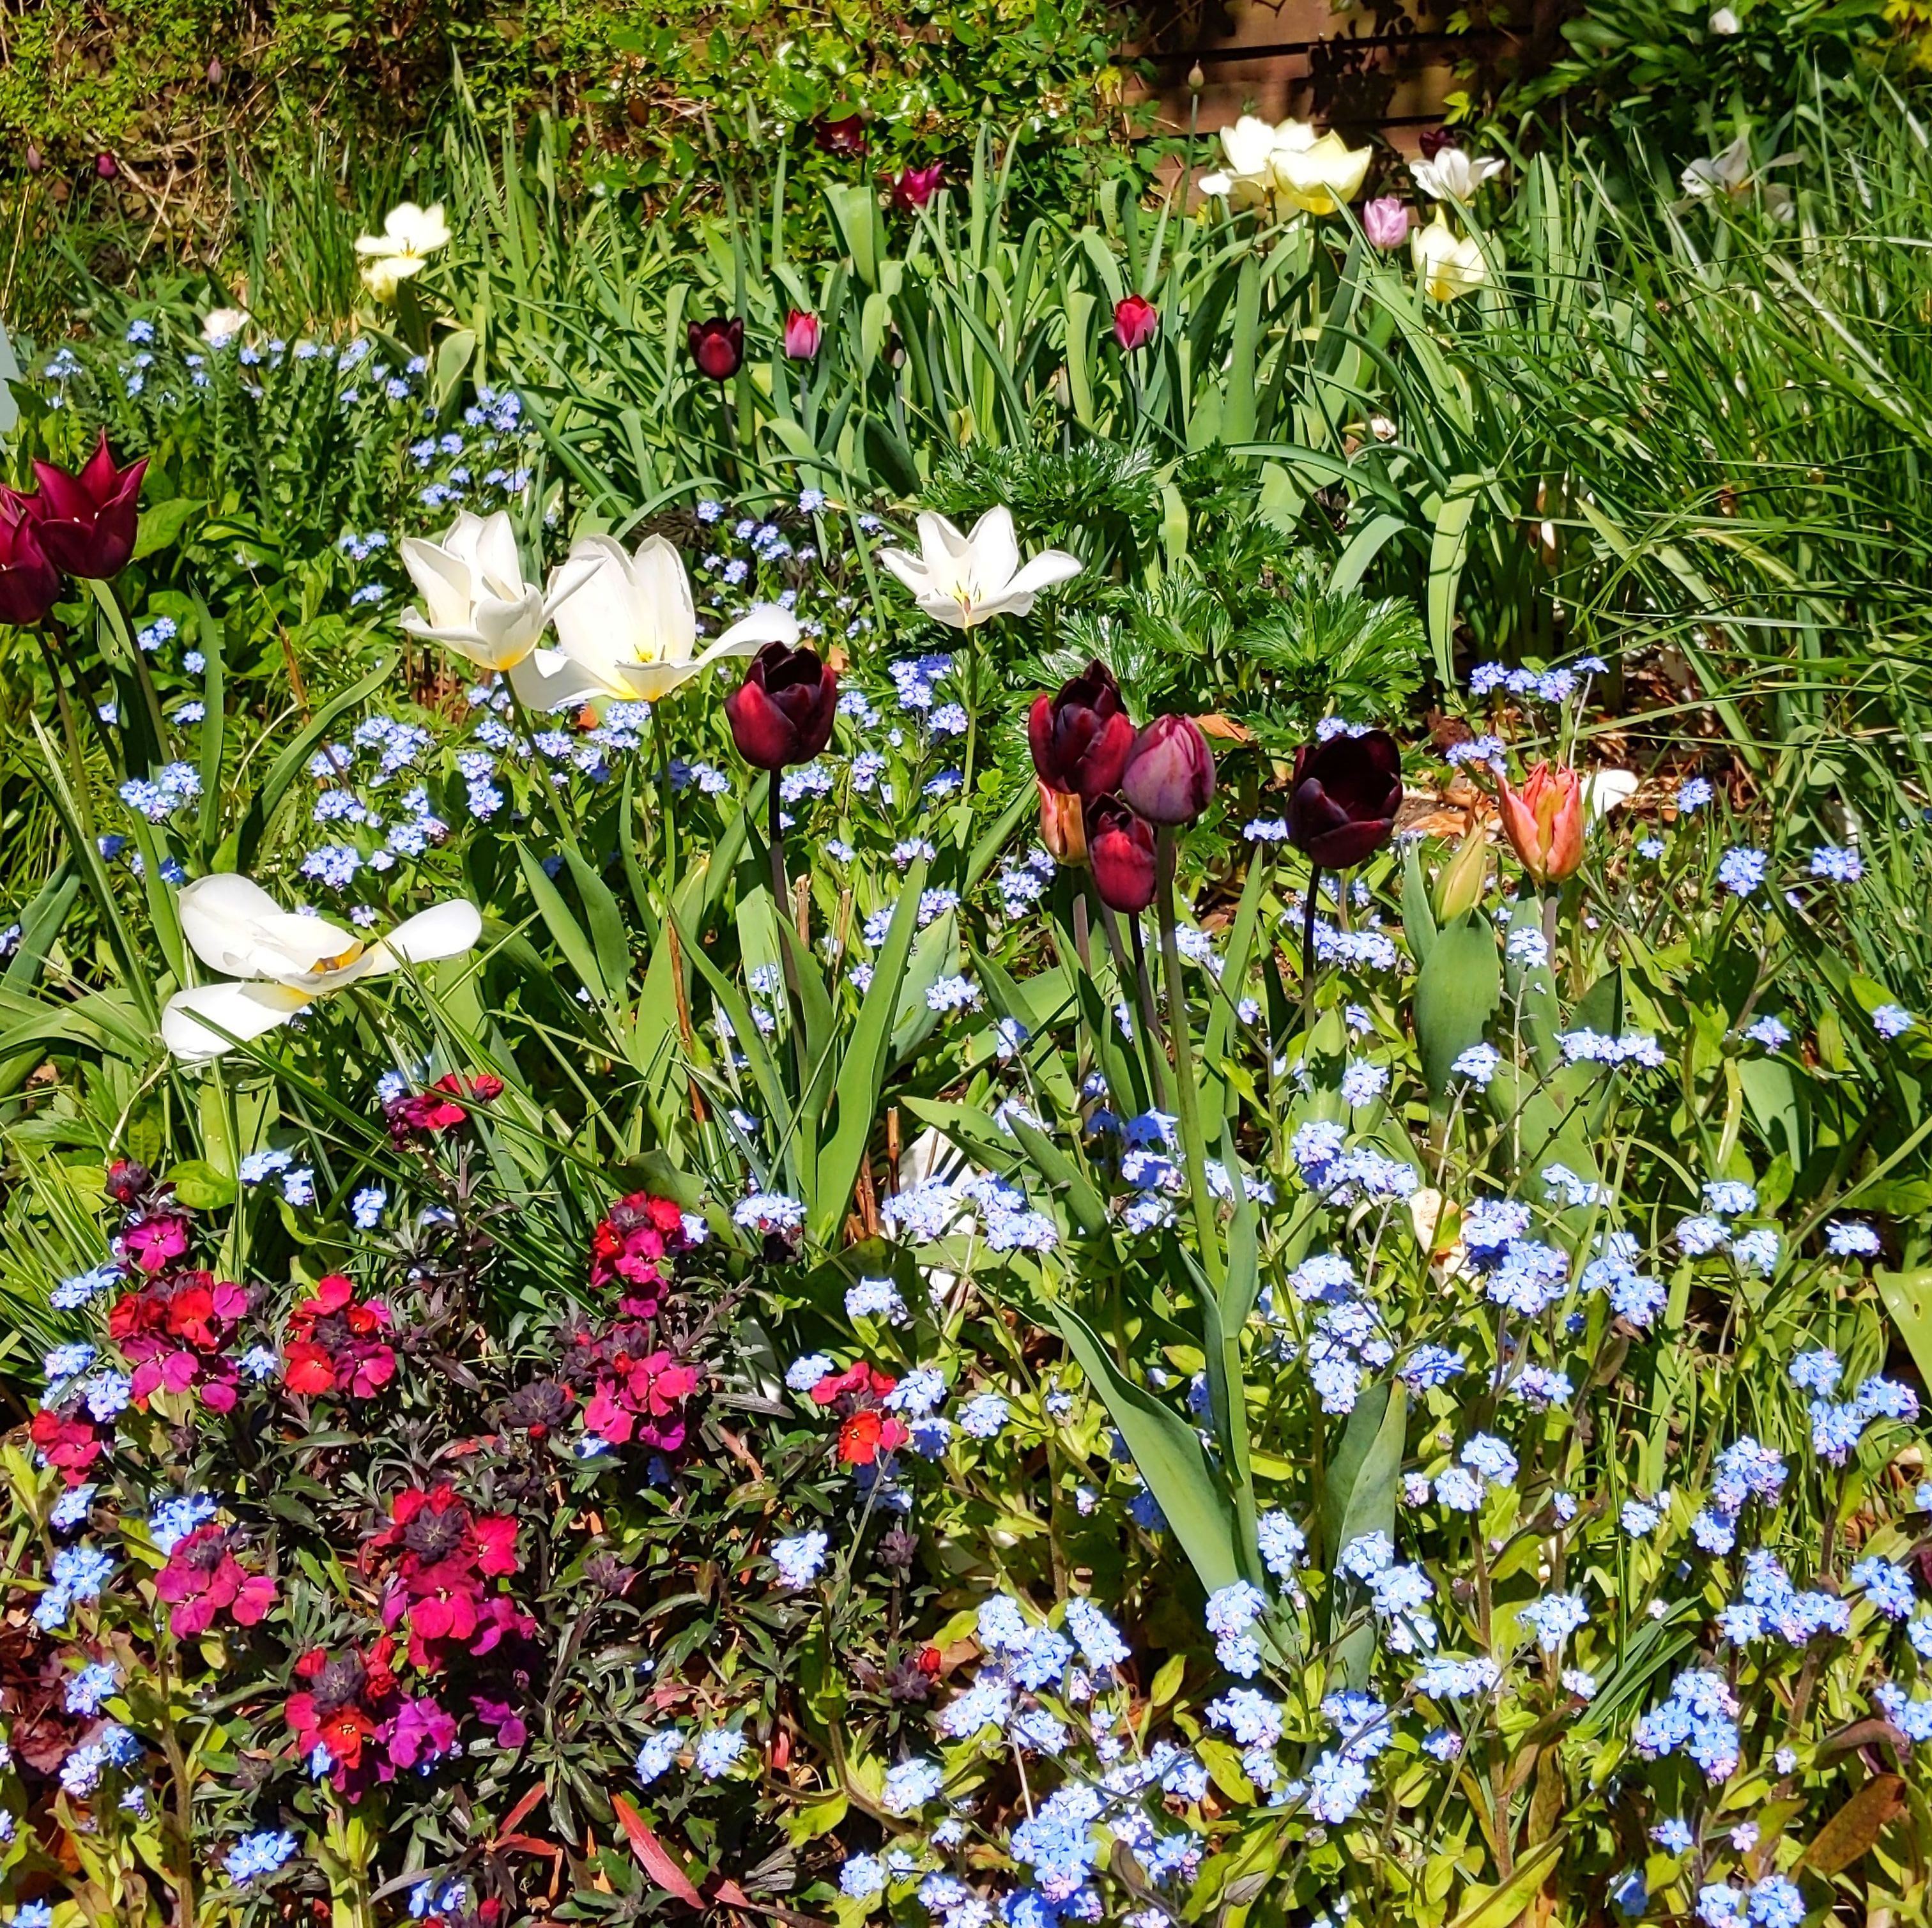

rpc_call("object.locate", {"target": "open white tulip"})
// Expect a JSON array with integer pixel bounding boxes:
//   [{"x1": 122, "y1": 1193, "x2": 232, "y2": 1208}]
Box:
[
  {"x1": 1198, "y1": 115, "x2": 1284, "y2": 209},
  {"x1": 538, "y1": 533, "x2": 799, "y2": 705},
  {"x1": 878, "y1": 507, "x2": 1080, "y2": 632},
  {"x1": 1269, "y1": 124, "x2": 1372, "y2": 215},
  {"x1": 1681, "y1": 135, "x2": 1795, "y2": 219},
  {"x1": 398, "y1": 510, "x2": 581, "y2": 701},
  {"x1": 1408, "y1": 149, "x2": 1506, "y2": 204},
  {"x1": 356, "y1": 201, "x2": 451, "y2": 300},
  {"x1": 1411, "y1": 215, "x2": 1489, "y2": 303},
  {"x1": 162, "y1": 875, "x2": 481, "y2": 1062}
]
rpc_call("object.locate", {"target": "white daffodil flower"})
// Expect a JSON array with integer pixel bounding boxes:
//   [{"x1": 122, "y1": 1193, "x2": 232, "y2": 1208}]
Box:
[
  {"x1": 355, "y1": 201, "x2": 451, "y2": 300},
  {"x1": 878, "y1": 507, "x2": 1081, "y2": 632},
  {"x1": 1197, "y1": 116, "x2": 1285, "y2": 208},
  {"x1": 539, "y1": 532, "x2": 800, "y2": 705},
  {"x1": 398, "y1": 510, "x2": 579, "y2": 698},
  {"x1": 162, "y1": 875, "x2": 481, "y2": 1062},
  {"x1": 1411, "y1": 215, "x2": 1489, "y2": 303},
  {"x1": 1269, "y1": 124, "x2": 1372, "y2": 215},
  {"x1": 1408, "y1": 149, "x2": 1507, "y2": 204}
]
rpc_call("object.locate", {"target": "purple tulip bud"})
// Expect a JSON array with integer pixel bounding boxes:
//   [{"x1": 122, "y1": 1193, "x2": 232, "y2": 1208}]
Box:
[
  {"x1": 208, "y1": 57, "x2": 224, "y2": 85},
  {"x1": 95, "y1": 152, "x2": 118, "y2": 180},
  {"x1": 24, "y1": 144, "x2": 43, "y2": 174},
  {"x1": 1120, "y1": 714, "x2": 1215, "y2": 827},
  {"x1": 1363, "y1": 195, "x2": 1410, "y2": 249}
]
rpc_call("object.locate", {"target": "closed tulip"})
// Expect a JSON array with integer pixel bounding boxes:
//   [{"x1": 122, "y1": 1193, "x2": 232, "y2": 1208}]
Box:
[
  {"x1": 688, "y1": 318, "x2": 744, "y2": 381},
  {"x1": 1121, "y1": 715, "x2": 1215, "y2": 827},
  {"x1": 1113, "y1": 295, "x2": 1158, "y2": 353},
  {"x1": 15, "y1": 432, "x2": 146, "y2": 579},
  {"x1": 1363, "y1": 195, "x2": 1411, "y2": 248},
  {"x1": 726, "y1": 642, "x2": 839, "y2": 770},
  {"x1": 892, "y1": 165, "x2": 943, "y2": 211},
  {"x1": 1087, "y1": 797, "x2": 1158, "y2": 913},
  {"x1": 1496, "y1": 761, "x2": 1585, "y2": 885},
  {"x1": 1037, "y1": 783, "x2": 1087, "y2": 868},
  {"x1": 0, "y1": 498, "x2": 61, "y2": 625},
  {"x1": 1028, "y1": 660, "x2": 1136, "y2": 804},
  {"x1": 1287, "y1": 730, "x2": 1404, "y2": 867},
  {"x1": 815, "y1": 115, "x2": 867, "y2": 156},
  {"x1": 783, "y1": 310, "x2": 822, "y2": 360}
]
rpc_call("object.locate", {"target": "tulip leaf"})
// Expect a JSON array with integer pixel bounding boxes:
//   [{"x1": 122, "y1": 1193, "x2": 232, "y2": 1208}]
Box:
[
  {"x1": 1875, "y1": 1267, "x2": 1932, "y2": 1393},
  {"x1": 1402, "y1": 842, "x2": 1437, "y2": 968},
  {"x1": 1425, "y1": 473, "x2": 1484, "y2": 691},
  {"x1": 517, "y1": 843, "x2": 611, "y2": 1012},
  {"x1": 1323, "y1": 1379, "x2": 1407, "y2": 1687},
  {"x1": 2, "y1": 867, "x2": 77, "y2": 994},
  {"x1": 1413, "y1": 910, "x2": 1499, "y2": 1099},
  {"x1": 1051, "y1": 1299, "x2": 1243, "y2": 1598}
]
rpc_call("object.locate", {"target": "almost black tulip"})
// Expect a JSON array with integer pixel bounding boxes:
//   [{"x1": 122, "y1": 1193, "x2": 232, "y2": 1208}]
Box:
[
  {"x1": 726, "y1": 642, "x2": 838, "y2": 770},
  {"x1": 687, "y1": 317, "x2": 744, "y2": 381},
  {"x1": 1028, "y1": 659, "x2": 1135, "y2": 804},
  {"x1": 1287, "y1": 730, "x2": 1404, "y2": 868}
]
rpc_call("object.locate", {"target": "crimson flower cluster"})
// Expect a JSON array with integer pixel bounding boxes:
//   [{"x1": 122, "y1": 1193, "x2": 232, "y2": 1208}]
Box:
[
  {"x1": 364, "y1": 1485, "x2": 529, "y2": 1672},
  {"x1": 0, "y1": 431, "x2": 146, "y2": 625},
  {"x1": 589, "y1": 1190, "x2": 692, "y2": 1316},
  {"x1": 282, "y1": 1273, "x2": 396, "y2": 1401},
  {"x1": 386, "y1": 1069, "x2": 503, "y2": 1146},
  {"x1": 811, "y1": 1361, "x2": 909, "y2": 1465},
  {"x1": 154, "y1": 1524, "x2": 276, "y2": 1637}
]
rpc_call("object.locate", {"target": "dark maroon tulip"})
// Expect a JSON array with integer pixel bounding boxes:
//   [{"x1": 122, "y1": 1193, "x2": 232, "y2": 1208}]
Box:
[
  {"x1": 1029, "y1": 660, "x2": 1135, "y2": 805},
  {"x1": 1087, "y1": 797, "x2": 1157, "y2": 914},
  {"x1": 17, "y1": 432, "x2": 147, "y2": 579},
  {"x1": 1287, "y1": 730, "x2": 1404, "y2": 868},
  {"x1": 726, "y1": 642, "x2": 838, "y2": 770},
  {"x1": 1418, "y1": 126, "x2": 1460, "y2": 162},
  {"x1": 892, "y1": 165, "x2": 943, "y2": 211},
  {"x1": 1121, "y1": 714, "x2": 1215, "y2": 827},
  {"x1": 815, "y1": 115, "x2": 868, "y2": 157},
  {"x1": 0, "y1": 496, "x2": 61, "y2": 625},
  {"x1": 1113, "y1": 295, "x2": 1158, "y2": 353},
  {"x1": 687, "y1": 317, "x2": 744, "y2": 381}
]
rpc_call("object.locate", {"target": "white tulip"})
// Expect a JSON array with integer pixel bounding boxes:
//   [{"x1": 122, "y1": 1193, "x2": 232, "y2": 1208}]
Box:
[
  {"x1": 355, "y1": 201, "x2": 451, "y2": 300},
  {"x1": 162, "y1": 875, "x2": 481, "y2": 1062},
  {"x1": 1269, "y1": 124, "x2": 1372, "y2": 214},
  {"x1": 878, "y1": 507, "x2": 1081, "y2": 631},
  {"x1": 201, "y1": 307, "x2": 249, "y2": 346},
  {"x1": 398, "y1": 510, "x2": 579, "y2": 697},
  {"x1": 1198, "y1": 115, "x2": 1283, "y2": 208},
  {"x1": 1408, "y1": 148, "x2": 1507, "y2": 204},
  {"x1": 1681, "y1": 134, "x2": 1795, "y2": 218},
  {"x1": 1709, "y1": 6, "x2": 1742, "y2": 31},
  {"x1": 1411, "y1": 215, "x2": 1489, "y2": 303},
  {"x1": 539, "y1": 533, "x2": 799, "y2": 705}
]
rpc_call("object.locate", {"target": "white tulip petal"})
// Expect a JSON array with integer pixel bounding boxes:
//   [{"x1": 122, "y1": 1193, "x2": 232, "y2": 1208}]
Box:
[
  {"x1": 471, "y1": 511, "x2": 527, "y2": 603},
  {"x1": 878, "y1": 546, "x2": 934, "y2": 595},
  {"x1": 162, "y1": 981, "x2": 312, "y2": 1062},
  {"x1": 1004, "y1": 549, "x2": 1084, "y2": 599},
  {"x1": 717, "y1": 604, "x2": 802, "y2": 652},
  {"x1": 367, "y1": 898, "x2": 484, "y2": 972},
  {"x1": 399, "y1": 537, "x2": 477, "y2": 632},
  {"x1": 631, "y1": 535, "x2": 698, "y2": 667},
  {"x1": 510, "y1": 648, "x2": 604, "y2": 710}
]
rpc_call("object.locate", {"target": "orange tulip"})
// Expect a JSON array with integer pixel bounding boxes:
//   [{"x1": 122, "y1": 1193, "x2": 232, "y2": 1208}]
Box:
[{"x1": 1496, "y1": 761, "x2": 1585, "y2": 885}]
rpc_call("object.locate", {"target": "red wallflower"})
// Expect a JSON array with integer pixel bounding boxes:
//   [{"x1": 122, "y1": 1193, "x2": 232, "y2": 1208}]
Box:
[
  {"x1": 809, "y1": 1361, "x2": 908, "y2": 1464},
  {"x1": 282, "y1": 1274, "x2": 395, "y2": 1400},
  {"x1": 582, "y1": 1350, "x2": 700, "y2": 1451},
  {"x1": 153, "y1": 1524, "x2": 276, "y2": 1635},
  {"x1": 385, "y1": 1072, "x2": 500, "y2": 1146},
  {"x1": 809, "y1": 1361, "x2": 896, "y2": 1407},
  {"x1": 588, "y1": 1191, "x2": 691, "y2": 1315},
  {"x1": 108, "y1": 1270, "x2": 250, "y2": 1411},
  {"x1": 364, "y1": 1485, "x2": 526, "y2": 1671},
  {"x1": 285, "y1": 1642, "x2": 399, "y2": 1782},
  {"x1": 29, "y1": 1405, "x2": 107, "y2": 1482}
]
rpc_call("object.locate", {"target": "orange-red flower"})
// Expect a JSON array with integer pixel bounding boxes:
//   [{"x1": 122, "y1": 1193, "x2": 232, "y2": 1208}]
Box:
[{"x1": 1496, "y1": 760, "x2": 1586, "y2": 885}]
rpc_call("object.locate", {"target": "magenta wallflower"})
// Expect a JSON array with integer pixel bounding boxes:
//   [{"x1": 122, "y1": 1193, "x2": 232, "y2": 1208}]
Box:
[{"x1": 154, "y1": 1524, "x2": 276, "y2": 1635}]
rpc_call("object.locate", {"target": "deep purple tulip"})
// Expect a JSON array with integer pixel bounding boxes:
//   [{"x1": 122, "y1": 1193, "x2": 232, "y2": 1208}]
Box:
[
  {"x1": 1121, "y1": 714, "x2": 1215, "y2": 827},
  {"x1": 726, "y1": 643, "x2": 838, "y2": 770},
  {"x1": 0, "y1": 497, "x2": 61, "y2": 625},
  {"x1": 1287, "y1": 730, "x2": 1404, "y2": 868},
  {"x1": 1028, "y1": 660, "x2": 1135, "y2": 805},
  {"x1": 1087, "y1": 797, "x2": 1157, "y2": 913},
  {"x1": 687, "y1": 317, "x2": 744, "y2": 381},
  {"x1": 16, "y1": 432, "x2": 147, "y2": 579}
]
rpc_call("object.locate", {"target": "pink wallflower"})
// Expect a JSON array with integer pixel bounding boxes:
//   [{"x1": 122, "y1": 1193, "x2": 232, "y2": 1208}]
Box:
[{"x1": 153, "y1": 1524, "x2": 276, "y2": 1635}]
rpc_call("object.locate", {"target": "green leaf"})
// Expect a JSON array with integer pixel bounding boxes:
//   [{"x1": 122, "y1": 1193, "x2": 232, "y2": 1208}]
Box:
[
  {"x1": 1402, "y1": 842, "x2": 1437, "y2": 968},
  {"x1": 131, "y1": 495, "x2": 203, "y2": 560},
  {"x1": 1425, "y1": 473, "x2": 1483, "y2": 691},
  {"x1": 518, "y1": 842, "x2": 611, "y2": 1009},
  {"x1": 1413, "y1": 911, "x2": 1499, "y2": 1099},
  {"x1": 1324, "y1": 1380, "x2": 1406, "y2": 1686},
  {"x1": 1052, "y1": 1301, "x2": 1242, "y2": 1596},
  {"x1": 1876, "y1": 1268, "x2": 1932, "y2": 1391},
  {"x1": 1447, "y1": 1833, "x2": 1568, "y2": 1928}
]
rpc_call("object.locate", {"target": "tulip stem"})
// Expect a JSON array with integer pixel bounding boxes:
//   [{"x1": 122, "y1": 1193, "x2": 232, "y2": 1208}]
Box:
[
  {"x1": 1113, "y1": 908, "x2": 1174, "y2": 1115},
  {"x1": 1156, "y1": 827, "x2": 1222, "y2": 1287},
  {"x1": 767, "y1": 778, "x2": 807, "y2": 1089},
  {"x1": 654, "y1": 701, "x2": 680, "y2": 887},
  {"x1": 1299, "y1": 866, "x2": 1321, "y2": 1047}
]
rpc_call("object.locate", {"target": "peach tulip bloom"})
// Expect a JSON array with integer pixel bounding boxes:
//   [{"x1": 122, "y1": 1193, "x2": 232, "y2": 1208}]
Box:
[{"x1": 1496, "y1": 761, "x2": 1585, "y2": 884}]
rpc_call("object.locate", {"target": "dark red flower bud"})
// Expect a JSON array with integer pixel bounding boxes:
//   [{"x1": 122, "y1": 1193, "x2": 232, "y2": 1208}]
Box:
[
  {"x1": 1418, "y1": 126, "x2": 1460, "y2": 161},
  {"x1": 1113, "y1": 294, "x2": 1159, "y2": 353},
  {"x1": 726, "y1": 641, "x2": 838, "y2": 770},
  {"x1": 0, "y1": 494, "x2": 61, "y2": 625},
  {"x1": 1087, "y1": 797, "x2": 1158, "y2": 913},
  {"x1": 1121, "y1": 714, "x2": 1215, "y2": 826},
  {"x1": 687, "y1": 316, "x2": 744, "y2": 381},
  {"x1": 105, "y1": 1158, "x2": 153, "y2": 1205},
  {"x1": 25, "y1": 145, "x2": 43, "y2": 174},
  {"x1": 17, "y1": 432, "x2": 147, "y2": 578},
  {"x1": 1287, "y1": 729, "x2": 1404, "y2": 868},
  {"x1": 207, "y1": 57, "x2": 224, "y2": 85},
  {"x1": 892, "y1": 164, "x2": 943, "y2": 211},
  {"x1": 96, "y1": 153, "x2": 118, "y2": 180},
  {"x1": 815, "y1": 115, "x2": 868, "y2": 157},
  {"x1": 1028, "y1": 659, "x2": 1135, "y2": 804}
]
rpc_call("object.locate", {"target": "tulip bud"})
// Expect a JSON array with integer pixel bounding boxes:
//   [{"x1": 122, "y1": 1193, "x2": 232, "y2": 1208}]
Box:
[
  {"x1": 1494, "y1": 761, "x2": 1585, "y2": 886},
  {"x1": 892, "y1": 164, "x2": 943, "y2": 211},
  {"x1": 783, "y1": 309, "x2": 822, "y2": 360},
  {"x1": 1188, "y1": 62, "x2": 1206, "y2": 92},
  {"x1": 1029, "y1": 659, "x2": 1135, "y2": 804},
  {"x1": 1121, "y1": 714, "x2": 1215, "y2": 827},
  {"x1": 1431, "y1": 821, "x2": 1488, "y2": 922},
  {"x1": 1362, "y1": 195, "x2": 1410, "y2": 249},
  {"x1": 687, "y1": 316, "x2": 744, "y2": 381},
  {"x1": 24, "y1": 144, "x2": 43, "y2": 174},
  {"x1": 726, "y1": 641, "x2": 838, "y2": 770},
  {"x1": 96, "y1": 152, "x2": 118, "y2": 180},
  {"x1": 1087, "y1": 797, "x2": 1158, "y2": 914},
  {"x1": 1038, "y1": 782, "x2": 1087, "y2": 867},
  {"x1": 207, "y1": 56, "x2": 224, "y2": 84},
  {"x1": 1418, "y1": 126, "x2": 1459, "y2": 162},
  {"x1": 1287, "y1": 730, "x2": 1404, "y2": 868},
  {"x1": 1112, "y1": 293, "x2": 1158, "y2": 353}
]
